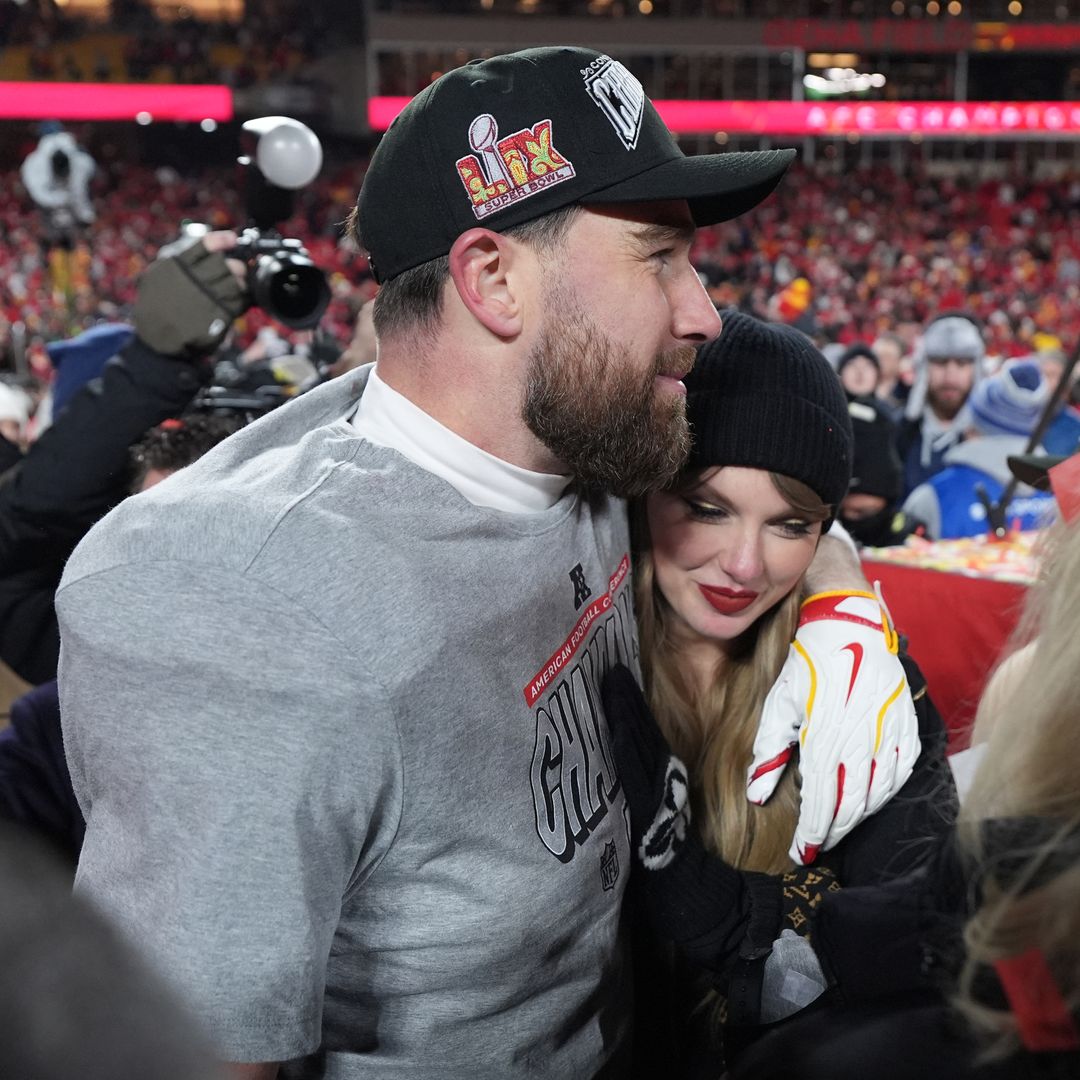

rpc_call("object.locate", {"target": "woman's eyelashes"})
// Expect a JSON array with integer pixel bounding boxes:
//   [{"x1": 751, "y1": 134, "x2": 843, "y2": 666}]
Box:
[
  {"x1": 681, "y1": 497, "x2": 729, "y2": 522},
  {"x1": 776, "y1": 520, "x2": 814, "y2": 538},
  {"x1": 681, "y1": 498, "x2": 814, "y2": 538}
]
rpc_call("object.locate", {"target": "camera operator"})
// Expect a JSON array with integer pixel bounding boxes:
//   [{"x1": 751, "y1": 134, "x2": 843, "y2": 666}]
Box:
[{"x1": 0, "y1": 230, "x2": 247, "y2": 695}]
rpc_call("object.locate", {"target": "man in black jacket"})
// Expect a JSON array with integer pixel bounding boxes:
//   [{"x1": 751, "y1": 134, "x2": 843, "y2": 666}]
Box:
[{"x1": 0, "y1": 231, "x2": 245, "y2": 688}]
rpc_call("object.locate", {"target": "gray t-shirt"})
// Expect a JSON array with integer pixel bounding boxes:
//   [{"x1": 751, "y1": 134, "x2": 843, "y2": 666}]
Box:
[{"x1": 57, "y1": 369, "x2": 637, "y2": 1078}]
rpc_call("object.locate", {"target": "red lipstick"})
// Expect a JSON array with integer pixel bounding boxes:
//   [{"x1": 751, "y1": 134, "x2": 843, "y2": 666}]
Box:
[{"x1": 698, "y1": 584, "x2": 759, "y2": 615}]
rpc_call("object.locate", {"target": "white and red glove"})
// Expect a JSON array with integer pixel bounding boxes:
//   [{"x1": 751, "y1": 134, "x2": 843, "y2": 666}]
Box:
[{"x1": 747, "y1": 589, "x2": 920, "y2": 865}]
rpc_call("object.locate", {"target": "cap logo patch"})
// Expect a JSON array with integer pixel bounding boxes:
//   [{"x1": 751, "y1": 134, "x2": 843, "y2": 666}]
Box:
[
  {"x1": 456, "y1": 114, "x2": 575, "y2": 220},
  {"x1": 582, "y1": 56, "x2": 645, "y2": 150}
]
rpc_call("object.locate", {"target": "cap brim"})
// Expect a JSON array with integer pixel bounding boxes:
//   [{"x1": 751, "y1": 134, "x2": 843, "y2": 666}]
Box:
[
  {"x1": 1007, "y1": 453, "x2": 1066, "y2": 491},
  {"x1": 579, "y1": 148, "x2": 796, "y2": 226}
]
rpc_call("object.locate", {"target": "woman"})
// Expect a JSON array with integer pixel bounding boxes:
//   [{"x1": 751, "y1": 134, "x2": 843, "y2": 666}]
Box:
[
  {"x1": 730, "y1": 510, "x2": 1080, "y2": 1080},
  {"x1": 608, "y1": 311, "x2": 956, "y2": 1074}
]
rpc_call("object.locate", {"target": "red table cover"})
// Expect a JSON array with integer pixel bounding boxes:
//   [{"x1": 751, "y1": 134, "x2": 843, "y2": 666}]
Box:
[{"x1": 860, "y1": 558, "x2": 1030, "y2": 752}]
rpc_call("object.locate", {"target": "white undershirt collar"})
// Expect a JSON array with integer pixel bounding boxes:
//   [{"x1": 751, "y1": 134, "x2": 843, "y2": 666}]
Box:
[{"x1": 351, "y1": 366, "x2": 572, "y2": 514}]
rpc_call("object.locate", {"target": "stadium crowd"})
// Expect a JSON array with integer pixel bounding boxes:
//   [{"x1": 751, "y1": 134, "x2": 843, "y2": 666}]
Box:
[
  {"x1": 0, "y1": 157, "x2": 371, "y2": 378},
  {"x1": 699, "y1": 164, "x2": 1080, "y2": 358},
  {"x1": 3, "y1": 160, "x2": 1080, "y2": 374},
  {"x1": 0, "y1": 0, "x2": 334, "y2": 85}
]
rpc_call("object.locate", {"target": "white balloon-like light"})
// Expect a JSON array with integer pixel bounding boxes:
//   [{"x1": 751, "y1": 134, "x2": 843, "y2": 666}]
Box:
[{"x1": 250, "y1": 117, "x2": 323, "y2": 190}]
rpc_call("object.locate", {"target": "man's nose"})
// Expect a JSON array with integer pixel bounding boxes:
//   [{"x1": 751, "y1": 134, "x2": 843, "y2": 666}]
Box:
[{"x1": 671, "y1": 270, "x2": 723, "y2": 345}]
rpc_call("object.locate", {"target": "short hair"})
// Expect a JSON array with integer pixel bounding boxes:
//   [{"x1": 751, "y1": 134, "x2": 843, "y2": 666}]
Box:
[
  {"x1": 130, "y1": 413, "x2": 244, "y2": 491},
  {"x1": 872, "y1": 331, "x2": 905, "y2": 358},
  {"x1": 348, "y1": 204, "x2": 581, "y2": 342}
]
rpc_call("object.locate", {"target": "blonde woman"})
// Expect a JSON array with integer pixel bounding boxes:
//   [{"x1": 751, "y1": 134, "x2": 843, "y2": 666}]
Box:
[
  {"x1": 604, "y1": 312, "x2": 955, "y2": 1074},
  {"x1": 954, "y1": 514, "x2": 1080, "y2": 1069},
  {"x1": 729, "y1": 501, "x2": 1080, "y2": 1080}
]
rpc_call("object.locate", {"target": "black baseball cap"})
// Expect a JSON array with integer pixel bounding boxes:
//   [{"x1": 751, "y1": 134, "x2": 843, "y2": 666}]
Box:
[{"x1": 357, "y1": 46, "x2": 796, "y2": 283}]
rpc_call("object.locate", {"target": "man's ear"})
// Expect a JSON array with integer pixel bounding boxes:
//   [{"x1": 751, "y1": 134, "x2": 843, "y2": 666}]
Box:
[{"x1": 448, "y1": 228, "x2": 525, "y2": 339}]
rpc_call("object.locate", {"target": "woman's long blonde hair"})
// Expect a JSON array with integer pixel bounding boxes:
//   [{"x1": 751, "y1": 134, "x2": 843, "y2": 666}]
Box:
[
  {"x1": 634, "y1": 471, "x2": 830, "y2": 874},
  {"x1": 955, "y1": 518, "x2": 1080, "y2": 1055}
]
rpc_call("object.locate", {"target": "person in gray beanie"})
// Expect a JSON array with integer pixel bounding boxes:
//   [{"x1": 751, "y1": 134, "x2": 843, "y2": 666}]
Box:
[
  {"x1": 902, "y1": 360, "x2": 1056, "y2": 539},
  {"x1": 897, "y1": 313, "x2": 985, "y2": 497}
]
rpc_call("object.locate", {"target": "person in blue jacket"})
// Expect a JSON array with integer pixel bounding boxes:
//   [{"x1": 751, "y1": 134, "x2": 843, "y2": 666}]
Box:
[{"x1": 902, "y1": 360, "x2": 1056, "y2": 540}]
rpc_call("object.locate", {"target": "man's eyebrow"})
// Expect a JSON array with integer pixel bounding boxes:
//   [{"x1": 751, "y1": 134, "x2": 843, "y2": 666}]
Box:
[{"x1": 629, "y1": 222, "x2": 696, "y2": 248}]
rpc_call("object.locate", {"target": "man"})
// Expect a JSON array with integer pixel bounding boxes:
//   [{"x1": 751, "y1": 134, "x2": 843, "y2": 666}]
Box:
[
  {"x1": 903, "y1": 361, "x2": 1055, "y2": 539},
  {"x1": 897, "y1": 313, "x2": 984, "y2": 497},
  {"x1": 58, "y1": 48, "x2": 917, "y2": 1078},
  {"x1": 870, "y1": 331, "x2": 908, "y2": 413},
  {"x1": 0, "y1": 307, "x2": 219, "y2": 691}
]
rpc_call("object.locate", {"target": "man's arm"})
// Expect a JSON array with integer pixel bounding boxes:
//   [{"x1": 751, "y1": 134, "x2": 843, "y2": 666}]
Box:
[
  {"x1": 59, "y1": 558, "x2": 401, "y2": 1065},
  {"x1": 0, "y1": 231, "x2": 245, "y2": 574},
  {"x1": 803, "y1": 531, "x2": 870, "y2": 595},
  {"x1": 0, "y1": 232, "x2": 247, "y2": 684},
  {"x1": 0, "y1": 338, "x2": 207, "y2": 573}
]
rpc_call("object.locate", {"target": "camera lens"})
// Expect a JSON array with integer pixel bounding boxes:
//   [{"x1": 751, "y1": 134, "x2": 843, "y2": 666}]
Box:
[{"x1": 250, "y1": 253, "x2": 330, "y2": 330}]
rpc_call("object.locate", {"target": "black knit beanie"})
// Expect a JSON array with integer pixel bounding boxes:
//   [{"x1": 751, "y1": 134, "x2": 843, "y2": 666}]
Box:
[
  {"x1": 684, "y1": 310, "x2": 854, "y2": 516},
  {"x1": 837, "y1": 342, "x2": 880, "y2": 375}
]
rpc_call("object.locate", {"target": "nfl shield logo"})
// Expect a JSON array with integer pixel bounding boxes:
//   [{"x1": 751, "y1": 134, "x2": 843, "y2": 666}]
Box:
[{"x1": 600, "y1": 840, "x2": 620, "y2": 891}]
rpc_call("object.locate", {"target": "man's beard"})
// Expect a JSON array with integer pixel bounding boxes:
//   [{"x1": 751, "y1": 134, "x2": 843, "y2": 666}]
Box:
[
  {"x1": 927, "y1": 386, "x2": 967, "y2": 422},
  {"x1": 521, "y1": 302, "x2": 694, "y2": 498}
]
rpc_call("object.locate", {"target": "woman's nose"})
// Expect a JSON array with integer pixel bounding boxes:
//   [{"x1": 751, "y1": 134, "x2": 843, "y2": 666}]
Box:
[{"x1": 717, "y1": 526, "x2": 764, "y2": 583}]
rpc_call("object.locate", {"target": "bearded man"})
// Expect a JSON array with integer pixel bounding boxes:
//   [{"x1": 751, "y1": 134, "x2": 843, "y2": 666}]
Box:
[{"x1": 897, "y1": 313, "x2": 985, "y2": 496}]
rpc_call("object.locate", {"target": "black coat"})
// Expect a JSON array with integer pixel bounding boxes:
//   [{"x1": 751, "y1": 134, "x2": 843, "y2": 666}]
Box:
[
  {"x1": 629, "y1": 654, "x2": 958, "y2": 1078},
  {"x1": 0, "y1": 338, "x2": 205, "y2": 685},
  {"x1": 731, "y1": 828, "x2": 1080, "y2": 1080}
]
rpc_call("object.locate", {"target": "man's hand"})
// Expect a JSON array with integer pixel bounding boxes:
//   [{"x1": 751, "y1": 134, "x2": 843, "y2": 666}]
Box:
[
  {"x1": 747, "y1": 590, "x2": 920, "y2": 865},
  {"x1": 133, "y1": 230, "x2": 249, "y2": 358}
]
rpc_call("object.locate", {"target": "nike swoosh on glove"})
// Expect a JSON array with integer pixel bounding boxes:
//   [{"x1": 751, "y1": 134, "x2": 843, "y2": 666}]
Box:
[{"x1": 747, "y1": 589, "x2": 921, "y2": 865}]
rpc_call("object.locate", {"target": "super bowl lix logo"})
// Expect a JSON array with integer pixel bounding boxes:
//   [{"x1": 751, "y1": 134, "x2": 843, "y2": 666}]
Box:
[{"x1": 456, "y1": 114, "x2": 575, "y2": 220}]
